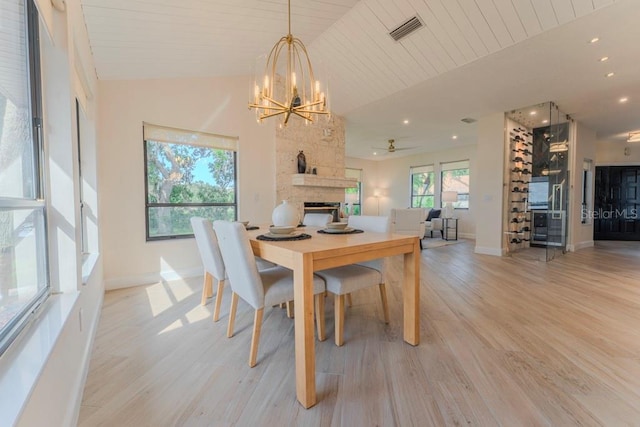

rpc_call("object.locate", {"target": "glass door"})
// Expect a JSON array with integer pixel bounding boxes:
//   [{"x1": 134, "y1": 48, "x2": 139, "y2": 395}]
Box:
[{"x1": 544, "y1": 103, "x2": 570, "y2": 261}]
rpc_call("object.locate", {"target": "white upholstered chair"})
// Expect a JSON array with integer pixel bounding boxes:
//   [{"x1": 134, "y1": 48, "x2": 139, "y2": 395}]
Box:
[
  {"x1": 390, "y1": 208, "x2": 426, "y2": 249},
  {"x1": 190, "y1": 217, "x2": 227, "y2": 322},
  {"x1": 213, "y1": 220, "x2": 327, "y2": 367},
  {"x1": 303, "y1": 213, "x2": 333, "y2": 227},
  {"x1": 424, "y1": 209, "x2": 444, "y2": 238},
  {"x1": 315, "y1": 215, "x2": 391, "y2": 346}
]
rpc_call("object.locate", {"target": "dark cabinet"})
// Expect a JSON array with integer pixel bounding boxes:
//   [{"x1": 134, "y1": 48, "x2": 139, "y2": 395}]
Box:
[{"x1": 594, "y1": 166, "x2": 640, "y2": 240}]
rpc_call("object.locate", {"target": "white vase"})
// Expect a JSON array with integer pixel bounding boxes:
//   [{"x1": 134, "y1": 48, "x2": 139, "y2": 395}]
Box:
[{"x1": 272, "y1": 200, "x2": 299, "y2": 226}]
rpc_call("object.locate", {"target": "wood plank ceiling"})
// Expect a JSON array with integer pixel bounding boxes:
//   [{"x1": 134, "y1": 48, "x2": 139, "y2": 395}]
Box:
[{"x1": 82, "y1": 0, "x2": 616, "y2": 115}]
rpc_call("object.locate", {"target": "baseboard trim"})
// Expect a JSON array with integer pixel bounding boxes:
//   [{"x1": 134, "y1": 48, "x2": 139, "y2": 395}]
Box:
[
  {"x1": 67, "y1": 289, "x2": 103, "y2": 427},
  {"x1": 567, "y1": 240, "x2": 595, "y2": 252},
  {"x1": 459, "y1": 232, "x2": 476, "y2": 240},
  {"x1": 105, "y1": 267, "x2": 203, "y2": 290},
  {"x1": 474, "y1": 246, "x2": 504, "y2": 256}
]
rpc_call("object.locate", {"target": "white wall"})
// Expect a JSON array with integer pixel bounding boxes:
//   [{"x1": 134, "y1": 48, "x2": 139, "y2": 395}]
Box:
[
  {"x1": 0, "y1": 0, "x2": 104, "y2": 425},
  {"x1": 345, "y1": 157, "x2": 380, "y2": 215},
  {"x1": 474, "y1": 113, "x2": 506, "y2": 254},
  {"x1": 596, "y1": 138, "x2": 640, "y2": 164},
  {"x1": 568, "y1": 122, "x2": 597, "y2": 251},
  {"x1": 347, "y1": 146, "x2": 477, "y2": 238},
  {"x1": 98, "y1": 76, "x2": 276, "y2": 289}
]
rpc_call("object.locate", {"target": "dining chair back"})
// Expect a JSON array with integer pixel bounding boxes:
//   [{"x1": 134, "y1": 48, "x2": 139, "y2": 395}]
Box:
[
  {"x1": 213, "y1": 220, "x2": 327, "y2": 366},
  {"x1": 190, "y1": 217, "x2": 227, "y2": 321},
  {"x1": 212, "y1": 220, "x2": 264, "y2": 309},
  {"x1": 303, "y1": 213, "x2": 333, "y2": 227},
  {"x1": 348, "y1": 215, "x2": 390, "y2": 233},
  {"x1": 347, "y1": 215, "x2": 389, "y2": 272},
  {"x1": 390, "y1": 208, "x2": 426, "y2": 249},
  {"x1": 315, "y1": 214, "x2": 391, "y2": 346}
]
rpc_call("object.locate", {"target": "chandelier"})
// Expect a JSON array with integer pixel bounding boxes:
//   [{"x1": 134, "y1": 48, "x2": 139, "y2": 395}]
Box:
[{"x1": 248, "y1": 0, "x2": 329, "y2": 125}]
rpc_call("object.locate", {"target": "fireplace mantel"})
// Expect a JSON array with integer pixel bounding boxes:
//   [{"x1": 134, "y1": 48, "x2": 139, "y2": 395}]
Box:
[{"x1": 291, "y1": 174, "x2": 357, "y2": 189}]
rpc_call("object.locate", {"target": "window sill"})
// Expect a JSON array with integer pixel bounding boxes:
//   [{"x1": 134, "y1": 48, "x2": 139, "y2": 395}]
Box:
[{"x1": 0, "y1": 291, "x2": 79, "y2": 425}]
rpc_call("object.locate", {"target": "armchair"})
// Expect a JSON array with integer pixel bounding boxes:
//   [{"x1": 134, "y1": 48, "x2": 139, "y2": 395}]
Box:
[{"x1": 424, "y1": 209, "x2": 443, "y2": 238}]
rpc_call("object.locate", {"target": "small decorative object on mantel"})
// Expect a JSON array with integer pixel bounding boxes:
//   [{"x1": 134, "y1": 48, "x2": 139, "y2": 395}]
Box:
[
  {"x1": 272, "y1": 200, "x2": 299, "y2": 227},
  {"x1": 297, "y1": 150, "x2": 306, "y2": 174}
]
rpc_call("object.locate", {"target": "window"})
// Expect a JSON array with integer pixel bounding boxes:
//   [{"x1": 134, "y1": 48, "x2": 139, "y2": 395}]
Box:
[
  {"x1": 441, "y1": 160, "x2": 470, "y2": 209},
  {"x1": 345, "y1": 168, "x2": 361, "y2": 215},
  {"x1": 143, "y1": 123, "x2": 238, "y2": 240},
  {"x1": 0, "y1": 0, "x2": 49, "y2": 355},
  {"x1": 581, "y1": 159, "x2": 593, "y2": 224},
  {"x1": 410, "y1": 165, "x2": 435, "y2": 208}
]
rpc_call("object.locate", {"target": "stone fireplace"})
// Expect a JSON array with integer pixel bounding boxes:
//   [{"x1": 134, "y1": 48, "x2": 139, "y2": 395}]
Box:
[{"x1": 275, "y1": 114, "x2": 356, "y2": 220}]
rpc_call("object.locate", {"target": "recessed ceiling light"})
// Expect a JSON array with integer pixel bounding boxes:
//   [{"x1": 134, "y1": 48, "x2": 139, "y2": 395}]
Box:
[
  {"x1": 599, "y1": 56, "x2": 609, "y2": 62},
  {"x1": 606, "y1": 72, "x2": 615, "y2": 77},
  {"x1": 590, "y1": 37, "x2": 599, "y2": 43},
  {"x1": 542, "y1": 119, "x2": 549, "y2": 124},
  {"x1": 403, "y1": 119, "x2": 409, "y2": 124},
  {"x1": 529, "y1": 111, "x2": 537, "y2": 116},
  {"x1": 373, "y1": 152, "x2": 377, "y2": 156},
  {"x1": 619, "y1": 97, "x2": 629, "y2": 103},
  {"x1": 452, "y1": 135, "x2": 458, "y2": 140}
]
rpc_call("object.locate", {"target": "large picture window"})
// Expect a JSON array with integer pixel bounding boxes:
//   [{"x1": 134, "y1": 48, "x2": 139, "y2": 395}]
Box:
[
  {"x1": 441, "y1": 160, "x2": 470, "y2": 209},
  {"x1": 0, "y1": 0, "x2": 49, "y2": 355},
  {"x1": 410, "y1": 165, "x2": 435, "y2": 208},
  {"x1": 143, "y1": 123, "x2": 238, "y2": 240}
]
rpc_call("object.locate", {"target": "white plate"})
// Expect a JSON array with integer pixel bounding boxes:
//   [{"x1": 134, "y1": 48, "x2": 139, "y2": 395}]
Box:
[
  {"x1": 263, "y1": 232, "x2": 302, "y2": 239},
  {"x1": 321, "y1": 227, "x2": 354, "y2": 234}
]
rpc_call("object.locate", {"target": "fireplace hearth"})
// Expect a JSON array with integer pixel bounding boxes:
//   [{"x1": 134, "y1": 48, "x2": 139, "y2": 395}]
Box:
[{"x1": 303, "y1": 202, "x2": 341, "y2": 223}]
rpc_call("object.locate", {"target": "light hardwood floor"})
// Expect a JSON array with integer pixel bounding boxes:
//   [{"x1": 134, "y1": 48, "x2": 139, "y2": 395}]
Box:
[{"x1": 79, "y1": 240, "x2": 640, "y2": 426}]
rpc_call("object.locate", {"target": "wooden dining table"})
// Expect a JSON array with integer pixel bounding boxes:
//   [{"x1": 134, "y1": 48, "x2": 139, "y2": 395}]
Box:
[{"x1": 247, "y1": 225, "x2": 421, "y2": 409}]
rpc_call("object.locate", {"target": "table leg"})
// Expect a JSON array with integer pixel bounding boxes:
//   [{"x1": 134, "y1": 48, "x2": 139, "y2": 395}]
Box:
[
  {"x1": 403, "y1": 238, "x2": 420, "y2": 345},
  {"x1": 293, "y1": 252, "x2": 317, "y2": 408}
]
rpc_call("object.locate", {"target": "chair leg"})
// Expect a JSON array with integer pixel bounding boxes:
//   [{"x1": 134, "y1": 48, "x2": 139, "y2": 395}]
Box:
[
  {"x1": 249, "y1": 308, "x2": 264, "y2": 367},
  {"x1": 201, "y1": 272, "x2": 213, "y2": 306},
  {"x1": 335, "y1": 294, "x2": 345, "y2": 346},
  {"x1": 227, "y1": 292, "x2": 239, "y2": 338},
  {"x1": 315, "y1": 294, "x2": 326, "y2": 341},
  {"x1": 212, "y1": 278, "x2": 225, "y2": 322},
  {"x1": 346, "y1": 293, "x2": 353, "y2": 307},
  {"x1": 419, "y1": 239, "x2": 423, "y2": 250},
  {"x1": 379, "y1": 283, "x2": 390, "y2": 324},
  {"x1": 286, "y1": 301, "x2": 294, "y2": 318}
]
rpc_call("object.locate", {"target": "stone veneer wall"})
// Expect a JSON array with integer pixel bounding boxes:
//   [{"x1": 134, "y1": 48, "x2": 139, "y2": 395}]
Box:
[{"x1": 275, "y1": 114, "x2": 346, "y2": 220}]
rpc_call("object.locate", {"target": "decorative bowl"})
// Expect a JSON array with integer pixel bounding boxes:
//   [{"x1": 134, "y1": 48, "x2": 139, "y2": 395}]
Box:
[
  {"x1": 239, "y1": 221, "x2": 250, "y2": 227},
  {"x1": 269, "y1": 225, "x2": 296, "y2": 235},
  {"x1": 326, "y1": 222, "x2": 348, "y2": 230}
]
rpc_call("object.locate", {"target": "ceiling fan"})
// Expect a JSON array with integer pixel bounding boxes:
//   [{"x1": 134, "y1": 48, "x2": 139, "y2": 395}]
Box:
[{"x1": 372, "y1": 139, "x2": 416, "y2": 154}]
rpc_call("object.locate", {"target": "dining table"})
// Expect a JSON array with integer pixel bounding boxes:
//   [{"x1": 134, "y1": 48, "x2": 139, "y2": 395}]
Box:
[{"x1": 247, "y1": 224, "x2": 421, "y2": 409}]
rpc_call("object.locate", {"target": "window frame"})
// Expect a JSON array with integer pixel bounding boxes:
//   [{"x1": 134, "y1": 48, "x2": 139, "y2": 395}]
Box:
[
  {"x1": 440, "y1": 160, "x2": 470, "y2": 210},
  {"x1": 0, "y1": 0, "x2": 50, "y2": 355},
  {"x1": 142, "y1": 126, "x2": 239, "y2": 241},
  {"x1": 345, "y1": 167, "x2": 362, "y2": 216},
  {"x1": 410, "y1": 164, "x2": 435, "y2": 208}
]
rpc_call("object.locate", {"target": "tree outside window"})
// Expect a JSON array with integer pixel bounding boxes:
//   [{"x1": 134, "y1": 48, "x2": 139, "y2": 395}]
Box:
[
  {"x1": 410, "y1": 165, "x2": 435, "y2": 208},
  {"x1": 144, "y1": 124, "x2": 237, "y2": 240},
  {"x1": 441, "y1": 160, "x2": 470, "y2": 209}
]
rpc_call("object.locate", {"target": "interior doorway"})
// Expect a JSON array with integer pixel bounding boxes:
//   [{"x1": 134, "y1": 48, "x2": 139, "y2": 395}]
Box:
[{"x1": 594, "y1": 166, "x2": 640, "y2": 240}]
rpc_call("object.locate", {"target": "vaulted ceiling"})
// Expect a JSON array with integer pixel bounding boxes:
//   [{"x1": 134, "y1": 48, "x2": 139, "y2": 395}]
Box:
[{"x1": 81, "y1": 0, "x2": 640, "y2": 160}]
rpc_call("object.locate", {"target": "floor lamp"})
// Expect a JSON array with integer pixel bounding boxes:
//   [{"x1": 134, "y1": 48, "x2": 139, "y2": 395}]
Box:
[
  {"x1": 373, "y1": 188, "x2": 381, "y2": 215},
  {"x1": 441, "y1": 191, "x2": 458, "y2": 218}
]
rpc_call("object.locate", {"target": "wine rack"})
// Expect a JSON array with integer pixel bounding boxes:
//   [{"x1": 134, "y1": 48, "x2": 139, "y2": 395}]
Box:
[{"x1": 507, "y1": 127, "x2": 533, "y2": 249}]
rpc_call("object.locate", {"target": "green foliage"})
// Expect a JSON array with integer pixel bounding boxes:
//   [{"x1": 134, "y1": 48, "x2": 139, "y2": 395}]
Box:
[
  {"x1": 411, "y1": 172, "x2": 434, "y2": 208},
  {"x1": 146, "y1": 140, "x2": 237, "y2": 237}
]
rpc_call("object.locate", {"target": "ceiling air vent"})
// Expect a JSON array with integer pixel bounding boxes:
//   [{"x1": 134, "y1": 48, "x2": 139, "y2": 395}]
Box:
[
  {"x1": 461, "y1": 117, "x2": 477, "y2": 124},
  {"x1": 389, "y1": 15, "x2": 424, "y2": 42}
]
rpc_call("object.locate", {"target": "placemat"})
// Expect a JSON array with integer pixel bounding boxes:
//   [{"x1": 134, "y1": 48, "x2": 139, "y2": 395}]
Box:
[
  {"x1": 256, "y1": 233, "x2": 312, "y2": 241},
  {"x1": 317, "y1": 228, "x2": 364, "y2": 235}
]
